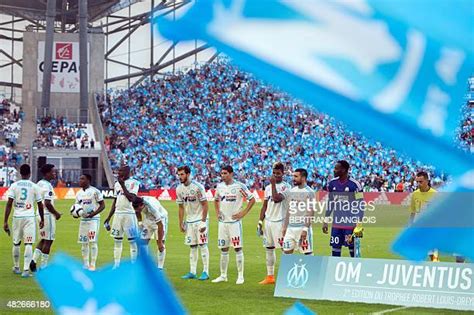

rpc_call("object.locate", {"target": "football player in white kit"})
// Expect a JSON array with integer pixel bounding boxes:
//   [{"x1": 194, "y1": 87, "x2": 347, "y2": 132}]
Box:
[
  {"x1": 30, "y1": 164, "x2": 62, "y2": 272},
  {"x1": 176, "y1": 166, "x2": 210, "y2": 280},
  {"x1": 104, "y1": 166, "x2": 140, "y2": 268},
  {"x1": 281, "y1": 168, "x2": 315, "y2": 255},
  {"x1": 257, "y1": 162, "x2": 291, "y2": 285},
  {"x1": 3, "y1": 164, "x2": 44, "y2": 277},
  {"x1": 212, "y1": 166, "x2": 255, "y2": 285},
  {"x1": 132, "y1": 196, "x2": 168, "y2": 269},
  {"x1": 75, "y1": 174, "x2": 105, "y2": 271}
]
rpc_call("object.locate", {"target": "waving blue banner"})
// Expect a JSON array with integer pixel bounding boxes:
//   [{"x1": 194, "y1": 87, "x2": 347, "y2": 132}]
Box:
[
  {"x1": 156, "y1": 0, "x2": 473, "y2": 177},
  {"x1": 35, "y1": 253, "x2": 186, "y2": 315},
  {"x1": 155, "y1": 0, "x2": 474, "y2": 260}
]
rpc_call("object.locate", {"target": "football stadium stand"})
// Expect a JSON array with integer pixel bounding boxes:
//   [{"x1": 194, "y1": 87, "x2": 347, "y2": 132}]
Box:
[
  {"x1": 99, "y1": 60, "x2": 451, "y2": 191},
  {"x1": 33, "y1": 116, "x2": 98, "y2": 150}
]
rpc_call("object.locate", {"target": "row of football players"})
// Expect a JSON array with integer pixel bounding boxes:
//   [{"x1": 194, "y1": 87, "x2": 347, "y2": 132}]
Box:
[
  {"x1": 2, "y1": 163, "x2": 169, "y2": 277},
  {"x1": 173, "y1": 161, "x2": 361, "y2": 285},
  {"x1": 3, "y1": 160, "x2": 359, "y2": 283}
]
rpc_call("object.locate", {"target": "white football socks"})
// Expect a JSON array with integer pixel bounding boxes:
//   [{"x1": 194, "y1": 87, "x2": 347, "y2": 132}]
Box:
[
  {"x1": 157, "y1": 248, "x2": 166, "y2": 269},
  {"x1": 266, "y1": 248, "x2": 276, "y2": 276},
  {"x1": 113, "y1": 239, "x2": 123, "y2": 268},
  {"x1": 220, "y1": 251, "x2": 229, "y2": 277},
  {"x1": 90, "y1": 243, "x2": 98, "y2": 268},
  {"x1": 236, "y1": 250, "x2": 244, "y2": 278},
  {"x1": 23, "y1": 244, "x2": 32, "y2": 271},
  {"x1": 190, "y1": 246, "x2": 198, "y2": 274},
  {"x1": 200, "y1": 245, "x2": 209, "y2": 273},
  {"x1": 41, "y1": 253, "x2": 49, "y2": 268},
  {"x1": 32, "y1": 248, "x2": 42, "y2": 263},
  {"x1": 130, "y1": 240, "x2": 138, "y2": 263},
  {"x1": 12, "y1": 244, "x2": 20, "y2": 269},
  {"x1": 81, "y1": 243, "x2": 90, "y2": 267}
]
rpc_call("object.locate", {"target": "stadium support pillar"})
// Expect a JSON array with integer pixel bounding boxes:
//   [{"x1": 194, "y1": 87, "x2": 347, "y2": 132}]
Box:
[
  {"x1": 79, "y1": 0, "x2": 89, "y2": 123},
  {"x1": 40, "y1": 0, "x2": 56, "y2": 117}
]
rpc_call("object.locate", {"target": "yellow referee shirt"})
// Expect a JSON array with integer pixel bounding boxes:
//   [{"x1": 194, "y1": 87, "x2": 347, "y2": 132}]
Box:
[{"x1": 410, "y1": 187, "x2": 437, "y2": 215}]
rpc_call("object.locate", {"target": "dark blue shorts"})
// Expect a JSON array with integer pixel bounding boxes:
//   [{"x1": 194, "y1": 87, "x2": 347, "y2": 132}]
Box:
[{"x1": 330, "y1": 227, "x2": 354, "y2": 248}]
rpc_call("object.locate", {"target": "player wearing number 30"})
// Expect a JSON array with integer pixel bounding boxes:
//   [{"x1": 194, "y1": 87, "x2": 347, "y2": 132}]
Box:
[
  {"x1": 75, "y1": 174, "x2": 105, "y2": 271},
  {"x1": 132, "y1": 196, "x2": 168, "y2": 269},
  {"x1": 212, "y1": 165, "x2": 255, "y2": 285},
  {"x1": 176, "y1": 166, "x2": 210, "y2": 281},
  {"x1": 3, "y1": 164, "x2": 44, "y2": 278}
]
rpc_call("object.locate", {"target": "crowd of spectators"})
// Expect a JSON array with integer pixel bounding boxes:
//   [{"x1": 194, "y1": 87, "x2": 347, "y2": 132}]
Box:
[
  {"x1": 0, "y1": 99, "x2": 25, "y2": 186},
  {"x1": 457, "y1": 77, "x2": 474, "y2": 153},
  {"x1": 34, "y1": 116, "x2": 95, "y2": 149},
  {"x1": 99, "y1": 60, "x2": 454, "y2": 191},
  {"x1": 0, "y1": 99, "x2": 23, "y2": 148}
]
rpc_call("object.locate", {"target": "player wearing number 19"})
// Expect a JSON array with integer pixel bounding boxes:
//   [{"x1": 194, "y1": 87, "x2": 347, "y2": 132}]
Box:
[
  {"x1": 3, "y1": 164, "x2": 44, "y2": 278},
  {"x1": 212, "y1": 165, "x2": 255, "y2": 285},
  {"x1": 176, "y1": 166, "x2": 210, "y2": 280},
  {"x1": 75, "y1": 174, "x2": 105, "y2": 271}
]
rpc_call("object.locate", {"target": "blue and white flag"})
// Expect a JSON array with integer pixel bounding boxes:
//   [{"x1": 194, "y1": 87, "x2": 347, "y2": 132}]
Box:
[
  {"x1": 156, "y1": 0, "x2": 474, "y2": 177},
  {"x1": 156, "y1": 0, "x2": 474, "y2": 259},
  {"x1": 285, "y1": 302, "x2": 316, "y2": 315},
  {"x1": 35, "y1": 253, "x2": 186, "y2": 315}
]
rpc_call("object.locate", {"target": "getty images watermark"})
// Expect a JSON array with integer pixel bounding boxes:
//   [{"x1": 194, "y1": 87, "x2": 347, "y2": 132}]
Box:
[{"x1": 288, "y1": 197, "x2": 377, "y2": 225}]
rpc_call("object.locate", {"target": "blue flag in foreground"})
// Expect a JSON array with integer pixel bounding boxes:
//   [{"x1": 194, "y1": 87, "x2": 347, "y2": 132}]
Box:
[
  {"x1": 156, "y1": 0, "x2": 474, "y2": 259},
  {"x1": 35, "y1": 253, "x2": 186, "y2": 315},
  {"x1": 285, "y1": 302, "x2": 316, "y2": 315},
  {"x1": 393, "y1": 171, "x2": 474, "y2": 260},
  {"x1": 156, "y1": 0, "x2": 473, "y2": 177}
]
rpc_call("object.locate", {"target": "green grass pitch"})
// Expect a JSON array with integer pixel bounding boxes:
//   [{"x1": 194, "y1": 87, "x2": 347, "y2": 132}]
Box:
[{"x1": 0, "y1": 200, "x2": 467, "y2": 314}]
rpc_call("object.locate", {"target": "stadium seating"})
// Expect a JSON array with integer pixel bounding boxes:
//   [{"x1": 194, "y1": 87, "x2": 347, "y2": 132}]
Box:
[
  {"x1": 100, "y1": 60, "x2": 451, "y2": 190},
  {"x1": 34, "y1": 116, "x2": 97, "y2": 150},
  {"x1": 0, "y1": 99, "x2": 24, "y2": 186},
  {"x1": 457, "y1": 78, "x2": 473, "y2": 153}
]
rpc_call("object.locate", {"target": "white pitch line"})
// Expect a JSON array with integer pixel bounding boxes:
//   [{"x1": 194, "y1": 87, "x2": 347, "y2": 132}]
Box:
[{"x1": 371, "y1": 306, "x2": 411, "y2": 314}]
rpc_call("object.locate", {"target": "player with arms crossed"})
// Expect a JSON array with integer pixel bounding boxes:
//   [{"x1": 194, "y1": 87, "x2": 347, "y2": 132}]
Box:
[
  {"x1": 3, "y1": 164, "x2": 44, "y2": 277},
  {"x1": 30, "y1": 164, "x2": 62, "y2": 271},
  {"x1": 322, "y1": 160, "x2": 364, "y2": 257},
  {"x1": 212, "y1": 166, "x2": 255, "y2": 284},
  {"x1": 75, "y1": 174, "x2": 105, "y2": 270},
  {"x1": 132, "y1": 196, "x2": 168, "y2": 269},
  {"x1": 257, "y1": 162, "x2": 291, "y2": 284},
  {"x1": 281, "y1": 168, "x2": 315, "y2": 256},
  {"x1": 104, "y1": 166, "x2": 140, "y2": 268},
  {"x1": 409, "y1": 171, "x2": 440, "y2": 262},
  {"x1": 176, "y1": 166, "x2": 210, "y2": 280}
]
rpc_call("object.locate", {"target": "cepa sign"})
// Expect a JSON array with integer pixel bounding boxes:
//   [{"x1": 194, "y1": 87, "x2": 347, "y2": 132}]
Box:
[{"x1": 37, "y1": 41, "x2": 88, "y2": 93}]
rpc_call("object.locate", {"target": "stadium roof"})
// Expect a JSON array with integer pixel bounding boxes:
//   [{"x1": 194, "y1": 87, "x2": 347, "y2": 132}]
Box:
[{"x1": 0, "y1": 0, "x2": 140, "y2": 24}]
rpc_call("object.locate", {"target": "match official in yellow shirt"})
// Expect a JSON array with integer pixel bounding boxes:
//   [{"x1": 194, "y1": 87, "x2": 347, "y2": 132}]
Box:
[{"x1": 409, "y1": 171, "x2": 438, "y2": 261}]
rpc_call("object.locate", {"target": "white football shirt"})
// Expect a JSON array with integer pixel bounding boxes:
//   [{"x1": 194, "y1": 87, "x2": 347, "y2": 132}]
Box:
[
  {"x1": 176, "y1": 180, "x2": 208, "y2": 223},
  {"x1": 75, "y1": 186, "x2": 104, "y2": 220},
  {"x1": 114, "y1": 178, "x2": 140, "y2": 214},
  {"x1": 214, "y1": 180, "x2": 254, "y2": 223},
  {"x1": 7, "y1": 180, "x2": 43, "y2": 217}
]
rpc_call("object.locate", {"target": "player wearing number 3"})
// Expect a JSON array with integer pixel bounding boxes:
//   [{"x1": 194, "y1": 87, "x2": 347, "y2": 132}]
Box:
[{"x1": 3, "y1": 164, "x2": 44, "y2": 277}]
